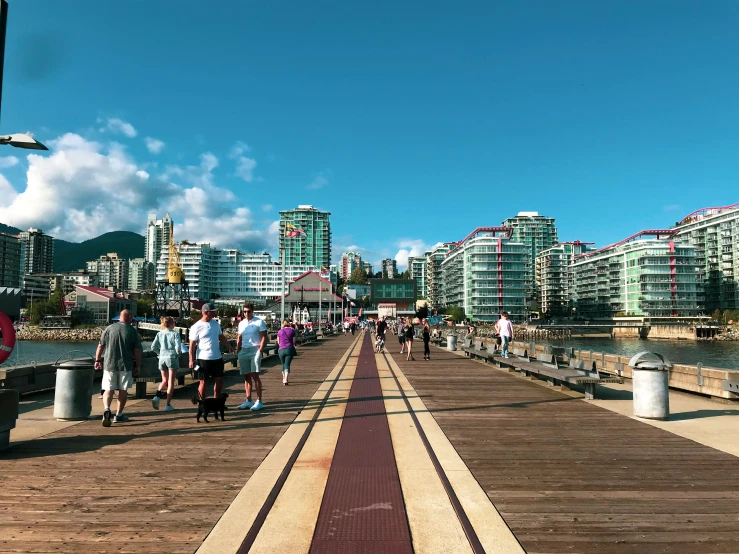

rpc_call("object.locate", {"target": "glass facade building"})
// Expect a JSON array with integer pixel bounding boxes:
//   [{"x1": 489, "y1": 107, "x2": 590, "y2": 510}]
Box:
[
  {"x1": 441, "y1": 228, "x2": 527, "y2": 322},
  {"x1": 674, "y1": 203, "x2": 739, "y2": 311},
  {"x1": 570, "y1": 231, "x2": 700, "y2": 318},
  {"x1": 501, "y1": 212, "x2": 558, "y2": 302},
  {"x1": 408, "y1": 256, "x2": 427, "y2": 299},
  {"x1": 279, "y1": 205, "x2": 332, "y2": 268},
  {"x1": 0, "y1": 231, "x2": 22, "y2": 288},
  {"x1": 535, "y1": 241, "x2": 593, "y2": 315},
  {"x1": 425, "y1": 242, "x2": 456, "y2": 308},
  {"x1": 19, "y1": 228, "x2": 54, "y2": 275}
]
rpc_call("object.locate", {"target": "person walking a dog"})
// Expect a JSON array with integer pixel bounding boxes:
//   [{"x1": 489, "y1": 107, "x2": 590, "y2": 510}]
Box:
[
  {"x1": 236, "y1": 302, "x2": 267, "y2": 411},
  {"x1": 94, "y1": 309, "x2": 142, "y2": 426},
  {"x1": 189, "y1": 304, "x2": 234, "y2": 401}
]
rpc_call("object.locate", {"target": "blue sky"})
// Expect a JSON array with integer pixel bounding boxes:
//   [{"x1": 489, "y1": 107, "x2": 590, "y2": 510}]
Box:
[{"x1": 0, "y1": 0, "x2": 737, "y2": 268}]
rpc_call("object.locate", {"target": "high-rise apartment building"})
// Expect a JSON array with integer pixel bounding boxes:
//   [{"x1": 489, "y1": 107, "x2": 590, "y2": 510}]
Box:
[
  {"x1": 0, "y1": 232, "x2": 22, "y2": 288},
  {"x1": 409, "y1": 256, "x2": 428, "y2": 299},
  {"x1": 535, "y1": 241, "x2": 593, "y2": 316},
  {"x1": 674, "y1": 202, "x2": 739, "y2": 311},
  {"x1": 128, "y1": 258, "x2": 156, "y2": 291},
  {"x1": 362, "y1": 261, "x2": 373, "y2": 275},
  {"x1": 441, "y1": 227, "x2": 527, "y2": 322},
  {"x1": 279, "y1": 205, "x2": 331, "y2": 268},
  {"x1": 425, "y1": 242, "x2": 456, "y2": 308},
  {"x1": 19, "y1": 228, "x2": 54, "y2": 274},
  {"x1": 156, "y1": 244, "x2": 336, "y2": 303},
  {"x1": 381, "y1": 258, "x2": 397, "y2": 279},
  {"x1": 570, "y1": 230, "x2": 700, "y2": 318},
  {"x1": 501, "y1": 212, "x2": 558, "y2": 303},
  {"x1": 145, "y1": 213, "x2": 174, "y2": 265},
  {"x1": 86, "y1": 253, "x2": 130, "y2": 290},
  {"x1": 340, "y1": 251, "x2": 363, "y2": 280}
]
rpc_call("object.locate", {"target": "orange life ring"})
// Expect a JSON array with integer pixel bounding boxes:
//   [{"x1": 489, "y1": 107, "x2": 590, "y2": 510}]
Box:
[{"x1": 0, "y1": 312, "x2": 16, "y2": 365}]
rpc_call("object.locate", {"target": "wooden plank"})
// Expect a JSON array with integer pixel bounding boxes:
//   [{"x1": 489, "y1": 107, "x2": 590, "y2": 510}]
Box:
[
  {"x1": 0, "y1": 335, "x2": 355, "y2": 554},
  {"x1": 396, "y1": 346, "x2": 739, "y2": 553}
]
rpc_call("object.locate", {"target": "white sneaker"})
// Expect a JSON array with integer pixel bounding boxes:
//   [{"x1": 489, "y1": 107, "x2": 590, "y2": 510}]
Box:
[
  {"x1": 237, "y1": 400, "x2": 254, "y2": 410},
  {"x1": 152, "y1": 395, "x2": 160, "y2": 410},
  {"x1": 250, "y1": 400, "x2": 263, "y2": 411},
  {"x1": 164, "y1": 404, "x2": 175, "y2": 412}
]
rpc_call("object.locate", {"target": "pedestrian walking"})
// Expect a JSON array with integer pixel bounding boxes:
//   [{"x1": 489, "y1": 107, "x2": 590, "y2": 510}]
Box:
[
  {"x1": 189, "y1": 304, "x2": 234, "y2": 401},
  {"x1": 404, "y1": 319, "x2": 415, "y2": 361},
  {"x1": 94, "y1": 309, "x2": 142, "y2": 426},
  {"x1": 495, "y1": 312, "x2": 514, "y2": 358},
  {"x1": 150, "y1": 316, "x2": 182, "y2": 412},
  {"x1": 236, "y1": 302, "x2": 267, "y2": 410},
  {"x1": 397, "y1": 317, "x2": 407, "y2": 353},
  {"x1": 350, "y1": 321, "x2": 356, "y2": 336},
  {"x1": 422, "y1": 319, "x2": 431, "y2": 360},
  {"x1": 376, "y1": 317, "x2": 387, "y2": 342},
  {"x1": 277, "y1": 319, "x2": 297, "y2": 385}
]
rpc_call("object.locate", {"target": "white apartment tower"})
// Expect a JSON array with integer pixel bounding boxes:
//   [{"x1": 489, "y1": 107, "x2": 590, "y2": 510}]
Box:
[{"x1": 145, "y1": 213, "x2": 174, "y2": 265}]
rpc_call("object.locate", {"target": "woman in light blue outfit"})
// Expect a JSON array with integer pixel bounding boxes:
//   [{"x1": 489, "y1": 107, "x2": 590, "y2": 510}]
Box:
[{"x1": 151, "y1": 316, "x2": 182, "y2": 411}]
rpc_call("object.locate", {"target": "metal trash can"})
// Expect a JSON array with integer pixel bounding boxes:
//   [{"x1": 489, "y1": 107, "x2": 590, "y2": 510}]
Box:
[
  {"x1": 53, "y1": 352, "x2": 95, "y2": 421},
  {"x1": 628, "y1": 352, "x2": 671, "y2": 420},
  {"x1": 446, "y1": 334, "x2": 457, "y2": 351}
]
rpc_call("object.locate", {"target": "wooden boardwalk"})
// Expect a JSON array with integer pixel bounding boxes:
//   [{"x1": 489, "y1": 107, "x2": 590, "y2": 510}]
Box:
[
  {"x1": 394, "y1": 346, "x2": 739, "y2": 554},
  {"x1": 0, "y1": 334, "x2": 355, "y2": 554}
]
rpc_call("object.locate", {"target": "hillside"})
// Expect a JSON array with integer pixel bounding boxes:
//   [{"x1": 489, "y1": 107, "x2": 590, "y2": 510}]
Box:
[
  {"x1": 0, "y1": 223, "x2": 145, "y2": 272},
  {"x1": 54, "y1": 231, "x2": 145, "y2": 272}
]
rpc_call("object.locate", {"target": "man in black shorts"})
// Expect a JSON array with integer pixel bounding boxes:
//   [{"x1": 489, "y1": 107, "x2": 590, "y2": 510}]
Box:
[{"x1": 189, "y1": 304, "x2": 234, "y2": 399}]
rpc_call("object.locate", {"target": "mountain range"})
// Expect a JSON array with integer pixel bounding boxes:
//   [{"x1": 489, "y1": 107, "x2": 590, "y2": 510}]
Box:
[{"x1": 0, "y1": 223, "x2": 145, "y2": 272}]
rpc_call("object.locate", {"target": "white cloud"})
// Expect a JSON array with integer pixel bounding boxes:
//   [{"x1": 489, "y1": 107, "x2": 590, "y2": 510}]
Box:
[
  {"x1": 0, "y1": 130, "x2": 275, "y2": 253},
  {"x1": 229, "y1": 141, "x2": 250, "y2": 158},
  {"x1": 307, "y1": 173, "x2": 329, "y2": 190},
  {"x1": 101, "y1": 117, "x2": 137, "y2": 138},
  {"x1": 0, "y1": 156, "x2": 19, "y2": 169},
  {"x1": 235, "y1": 156, "x2": 257, "y2": 182},
  {"x1": 144, "y1": 137, "x2": 165, "y2": 154},
  {"x1": 394, "y1": 239, "x2": 442, "y2": 270},
  {"x1": 262, "y1": 204, "x2": 273, "y2": 212}
]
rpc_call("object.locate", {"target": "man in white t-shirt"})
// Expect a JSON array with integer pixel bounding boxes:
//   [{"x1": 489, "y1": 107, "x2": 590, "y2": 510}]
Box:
[
  {"x1": 495, "y1": 311, "x2": 514, "y2": 359},
  {"x1": 236, "y1": 302, "x2": 268, "y2": 411},
  {"x1": 189, "y1": 304, "x2": 234, "y2": 400}
]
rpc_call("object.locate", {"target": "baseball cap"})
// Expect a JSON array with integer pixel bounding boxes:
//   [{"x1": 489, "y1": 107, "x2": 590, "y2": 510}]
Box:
[{"x1": 201, "y1": 303, "x2": 215, "y2": 312}]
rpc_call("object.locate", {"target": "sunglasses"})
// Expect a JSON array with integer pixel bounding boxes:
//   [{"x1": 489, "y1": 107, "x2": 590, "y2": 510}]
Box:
[{"x1": 243, "y1": 309, "x2": 253, "y2": 313}]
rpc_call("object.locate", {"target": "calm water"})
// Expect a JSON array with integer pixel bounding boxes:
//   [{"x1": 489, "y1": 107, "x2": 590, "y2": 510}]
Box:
[
  {"x1": 533, "y1": 337, "x2": 739, "y2": 370},
  {"x1": 2, "y1": 341, "x2": 151, "y2": 368}
]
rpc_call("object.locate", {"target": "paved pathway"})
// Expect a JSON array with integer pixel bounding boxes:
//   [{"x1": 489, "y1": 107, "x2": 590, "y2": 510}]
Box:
[{"x1": 2, "y1": 331, "x2": 739, "y2": 553}]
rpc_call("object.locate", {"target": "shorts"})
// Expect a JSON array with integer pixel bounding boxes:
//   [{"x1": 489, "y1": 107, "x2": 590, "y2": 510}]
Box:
[
  {"x1": 238, "y1": 347, "x2": 262, "y2": 375},
  {"x1": 398, "y1": 335, "x2": 406, "y2": 344},
  {"x1": 196, "y1": 358, "x2": 225, "y2": 380},
  {"x1": 158, "y1": 355, "x2": 179, "y2": 371},
  {"x1": 102, "y1": 370, "x2": 133, "y2": 391}
]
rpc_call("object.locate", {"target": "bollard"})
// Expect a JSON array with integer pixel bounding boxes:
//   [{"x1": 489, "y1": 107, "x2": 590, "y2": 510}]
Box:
[{"x1": 628, "y1": 352, "x2": 671, "y2": 420}]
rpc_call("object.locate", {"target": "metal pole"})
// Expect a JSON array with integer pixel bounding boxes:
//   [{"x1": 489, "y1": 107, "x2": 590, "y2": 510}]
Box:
[
  {"x1": 280, "y1": 247, "x2": 286, "y2": 323},
  {"x1": 318, "y1": 278, "x2": 321, "y2": 335}
]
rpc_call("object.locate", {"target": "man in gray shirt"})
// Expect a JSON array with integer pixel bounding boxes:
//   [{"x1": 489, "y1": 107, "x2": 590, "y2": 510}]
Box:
[{"x1": 94, "y1": 310, "x2": 143, "y2": 426}]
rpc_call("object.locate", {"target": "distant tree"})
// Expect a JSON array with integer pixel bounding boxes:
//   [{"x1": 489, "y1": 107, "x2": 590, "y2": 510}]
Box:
[
  {"x1": 136, "y1": 298, "x2": 154, "y2": 318},
  {"x1": 347, "y1": 267, "x2": 369, "y2": 285},
  {"x1": 446, "y1": 305, "x2": 466, "y2": 323},
  {"x1": 712, "y1": 309, "x2": 722, "y2": 323},
  {"x1": 29, "y1": 291, "x2": 64, "y2": 325}
]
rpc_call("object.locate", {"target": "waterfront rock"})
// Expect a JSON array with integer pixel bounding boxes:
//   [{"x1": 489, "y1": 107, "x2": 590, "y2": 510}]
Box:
[{"x1": 15, "y1": 327, "x2": 106, "y2": 342}]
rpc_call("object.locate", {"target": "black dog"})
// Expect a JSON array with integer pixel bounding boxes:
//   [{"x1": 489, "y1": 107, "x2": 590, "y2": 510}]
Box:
[{"x1": 191, "y1": 392, "x2": 229, "y2": 422}]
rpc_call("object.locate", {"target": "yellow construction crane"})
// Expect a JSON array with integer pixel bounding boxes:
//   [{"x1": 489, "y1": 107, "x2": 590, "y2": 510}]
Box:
[{"x1": 167, "y1": 227, "x2": 185, "y2": 284}]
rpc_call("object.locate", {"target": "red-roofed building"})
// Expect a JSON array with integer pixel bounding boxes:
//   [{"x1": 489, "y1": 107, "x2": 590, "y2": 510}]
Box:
[{"x1": 72, "y1": 285, "x2": 137, "y2": 325}]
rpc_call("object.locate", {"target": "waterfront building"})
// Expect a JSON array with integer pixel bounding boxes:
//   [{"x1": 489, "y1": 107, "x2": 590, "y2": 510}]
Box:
[
  {"x1": 570, "y1": 230, "x2": 700, "y2": 319},
  {"x1": 535, "y1": 241, "x2": 593, "y2": 316},
  {"x1": 19, "y1": 228, "x2": 54, "y2": 275},
  {"x1": 381, "y1": 258, "x2": 397, "y2": 279},
  {"x1": 0, "y1": 231, "x2": 22, "y2": 288},
  {"x1": 340, "y1": 251, "x2": 363, "y2": 281},
  {"x1": 86, "y1": 253, "x2": 129, "y2": 290},
  {"x1": 72, "y1": 285, "x2": 136, "y2": 326},
  {"x1": 0, "y1": 287, "x2": 22, "y2": 319},
  {"x1": 23, "y1": 274, "x2": 52, "y2": 305},
  {"x1": 440, "y1": 227, "x2": 527, "y2": 322},
  {"x1": 362, "y1": 261, "x2": 373, "y2": 275},
  {"x1": 674, "y1": 202, "x2": 739, "y2": 311},
  {"x1": 60, "y1": 271, "x2": 99, "y2": 295},
  {"x1": 128, "y1": 258, "x2": 156, "y2": 291},
  {"x1": 409, "y1": 256, "x2": 428, "y2": 299},
  {"x1": 345, "y1": 284, "x2": 371, "y2": 301},
  {"x1": 156, "y1": 243, "x2": 336, "y2": 304},
  {"x1": 145, "y1": 213, "x2": 174, "y2": 265},
  {"x1": 501, "y1": 212, "x2": 558, "y2": 305},
  {"x1": 279, "y1": 205, "x2": 332, "y2": 268},
  {"x1": 425, "y1": 242, "x2": 456, "y2": 308}
]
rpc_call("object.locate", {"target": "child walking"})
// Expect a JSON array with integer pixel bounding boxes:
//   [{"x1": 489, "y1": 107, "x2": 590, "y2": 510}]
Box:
[{"x1": 151, "y1": 316, "x2": 182, "y2": 411}]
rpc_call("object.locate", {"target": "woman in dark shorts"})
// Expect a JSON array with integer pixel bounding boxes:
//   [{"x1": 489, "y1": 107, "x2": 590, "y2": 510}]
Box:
[
  {"x1": 397, "y1": 317, "x2": 406, "y2": 353},
  {"x1": 422, "y1": 319, "x2": 431, "y2": 360},
  {"x1": 404, "y1": 319, "x2": 415, "y2": 361}
]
